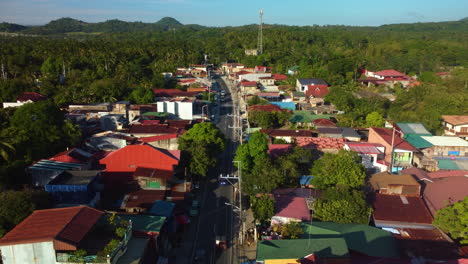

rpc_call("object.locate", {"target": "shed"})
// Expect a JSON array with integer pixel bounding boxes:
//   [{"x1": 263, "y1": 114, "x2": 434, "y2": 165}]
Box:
[
  {"x1": 28, "y1": 160, "x2": 84, "y2": 187},
  {"x1": 369, "y1": 172, "x2": 420, "y2": 196},
  {"x1": 118, "y1": 214, "x2": 166, "y2": 235},
  {"x1": 45, "y1": 170, "x2": 101, "y2": 205}
]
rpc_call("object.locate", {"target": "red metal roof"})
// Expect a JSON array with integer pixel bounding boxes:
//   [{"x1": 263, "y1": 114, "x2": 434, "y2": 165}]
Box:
[
  {"x1": 166, "y1": 120, "x2": 192, "y2": 129},
  {"x1": 374, "y1": 70, "x2": 406, "y2": 77},
  {"x1": 240, "y1": 81, "x2": 257, "y2": 87},
  {"x1": 274, "y1": 195, "x2": 311, "y2": 221},
  {"x1": 400, "y1": 167, "x2": 431, "y2": 181},
  {"x1": 262, "y1": 129, "x2": 314, "y2": 137},
  {"x1": 423, "y1": 176, "x2": 468, "y2": 216},
  {"x1": 16, "y1": 92, "x2": 47, "y2": 102},
  {"x1": 428, "y1": 170, "x2": 468, "y2": 179},
  {"x1": 139, "y1": 133, "x2": 178, "y2": 143},
  {"x1": 272, "y1": 73, "x2": 288, "y2": 81},
  {"x1": 307, "y1": 85, "x2": 329, "y2": 98},
  {"x1": 0, "y1": 206, "x2": 103, "y2": 248},
  {"x1": 268, "y1": 144, "x2": 292, "y2": 158},
  {"x1": 249, "y1": 104, "x2": 283, "y2": 112},
  {"x1": 100, "y1": 144, "x2": 179, "y2": 178},
  {"x1": 371, "y1": 128, "x2": 418, "y2": 151},
  {"x1": 346, "y1": 143, "x2": 382, "y2": 154},
  {"x1": 372, "y1": 194, "x2": 433, "y2": 224},
  {"x1": 313, "y1": 118, "x2": 336, "y2": 127},
  {"x1": 296, "y1": 137, "x2": 345, "y2": 150},
  {"x1": 257, "y1": 92, "x2": 280, "y2": 97}
]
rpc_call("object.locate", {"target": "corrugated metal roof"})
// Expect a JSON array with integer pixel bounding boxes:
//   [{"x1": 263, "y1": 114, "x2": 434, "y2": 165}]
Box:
[
  {"x1": 346, "y1": 143, "x2": 381, "y2": 154},
  {"x1": 256, "y1": 238, "x2": 349, "y2": 261},
  {"x1": 395, "y1": 122, "x2": 431, "y2": 135},
  {"x1": 437, "y1": 160, "x2": 461, "y2": 170},
  {"x1": 117, "y1": 214, "x2": 166, "y2": 233},
  {"x1": 421, "y1": 136, "x2": 468, "y2": 147},
  {"x1": 404, "y1": 134, "x2": 433, "y2": 149}
]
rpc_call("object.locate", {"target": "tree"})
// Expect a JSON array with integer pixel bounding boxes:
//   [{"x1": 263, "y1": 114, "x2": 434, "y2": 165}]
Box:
[
  {"x1": 250, "y1": 195, "x2": 275, "y2": 224},
  {"x1": 128, "y1": 86, "x2": 154, "y2": 104},
  {"x1": 0, "y1": 140, "x2": 15, "y2": 162},
  {"x1": 247, "y1": 95, "x2": 268, "y2": 106},
  {"x1": 178, "y1": 122, "x2": 225, "y2": 177},
  {"x1": 280, "y1": 222, "x2": 304, "y2": 239},
  {"x1": 276, "y1": 146, "x2": 314, "y2": 186},
  {"x1": 433, "y1": 196, "x2": 468, "y2": 244},
  {"x1": 0, "y1": 189, "x2": 52, "y2": 237},
  {"x1": 365, "y1": 111, "x2": 385, "y2": 127},
  {"x1": 310, "y1": 150, "x2": 366, "y2": 189},
  {"x1": 313, "y1": 186, "x2": 372, "y2": 224},
  {"x1": 9, "y1": 100, "x2": 81, "y2": 162}
]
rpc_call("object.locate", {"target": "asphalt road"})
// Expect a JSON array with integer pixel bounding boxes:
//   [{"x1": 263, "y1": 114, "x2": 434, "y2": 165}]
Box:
[{"x1": 185, "y1": 75, "x2": 239, "y2": 264}]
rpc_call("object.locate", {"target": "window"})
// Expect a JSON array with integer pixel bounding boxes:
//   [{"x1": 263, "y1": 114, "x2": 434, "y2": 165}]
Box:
[{"x1": 461, "y1": 127, "x2": 468, "y2": 133}]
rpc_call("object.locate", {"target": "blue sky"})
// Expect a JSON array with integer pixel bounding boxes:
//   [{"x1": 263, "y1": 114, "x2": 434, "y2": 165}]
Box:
[{"x1": 0, "y1": 0, "x2": 467, "y2": 26}]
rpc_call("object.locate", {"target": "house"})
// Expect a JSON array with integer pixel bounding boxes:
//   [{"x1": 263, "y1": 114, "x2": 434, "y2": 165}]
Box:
[
  {"x1": 295, "y1": 79, "x2": 329, "y2": 98},
  {"x1": 261, "y1": 129, "x2": 314, "y2": 143},
  {"x1": 88, "y1": 131, "x2": 133, "y2": 151},
  {"x1": 256, "y1": 238, "x2": 349, "y2": 264},
  {"x1": 259, "y1": 76, "x2": 275, "y2": 86},
  {"x1": 138, "y1": 133, "x2": 179, "y2": 150},
  {"x1": 406, "y1": 135, "x2": 468, "y2": 171},
  {"x1": 128, "y1": 124, "x2": 182, "y2": 138},
  {"x1": 362, "y1": 69, "x2": 414, "y2": 88},
  {"x1": 313, "y1": 118, "x2": 337, "y2": 128},
  {"x1": 221, "y1": 63, "x2": 244, "y2": 75},
  {"x1": 121, "y1": 189, "x2": 167, "y2": 213},
  {"x1": 133, "y1": 166, "x2": 171, "y2": 190},
  {"x1": 420, "y1": 176, "x2": 468, "y2": 217},
  {"x1": 270, "y1": 102, "x2": 295, "y2": 110},
  {"x1": 271, "y1": 188, "x2": 313, "y2": 225},
  {"x1": 267, "y1": 144, "x2": 292, "y2": 158},
  {"x1": 344, "y1": 143, "x2": 387, "y2": 172},
  {"x1": 257, "y1": 92, "x2": 281, "y2": 102},
  {"x1": 368, "y1": 127, "x2": 418, "y2": 173},
  {"x1": 287, "y1": 66, "x2": 299, "y2": 75},
  {"x1": 317, "y1": 127, "x2": 342, "y2": 138},
  {"x1": 156, "y1": 98, "x2": 195, "y2": 120},
  {"x1": 99, "y1": 144, "x2": 180, "y2": 186},
  {"x1": 442, "y1": 115, "x2": 468, "y2": 140},
  {"x1": 239, "y1": 80, "x2": 259, "y2": 95},
  {"x1": 369, "y1": 172, "x2": 420, "y2": 196},
  {"x1": 372, "y1": 193, "x2": 434, "y2": 229},
  {"x1": 45, "y1": 170, "x2": 102, "y2": 207},
  {"x1": 153, "y1": 89, "x2": 198, "y2": 98},
  {"x1": 2, "y1": 92, "x2": 47, "y2": 108},
  {"x1": 237, "y1": 72, "x2": 272, "y2": 82},
  {"x1": 272, "y1": 73, "x2": 288, "y2": 81},
  {"x1": 301, "y1": 222, "x2": 400, "y2": 258},
  {"x1": 0, "y1": 206, "x2": 132, "y2": 264},
  {"x1": 289, "y1": 112, "x2": 333, "y2": 128},
  {"x1": 127, "y1": 104, "x2": 158, "y2": 122},
  {"x1": 291, "y1": 91, "x2": 307, "y2": 102},
  {"x1": 296, "y1": 137, "x2": 345, "y2": 153},
  {"x1": 100, "y1": 114, "x2": 127, "y2": 131},
  {"x1": 28, "y1": 159, "x2": 85, "y2": 187},
  {"x1": 393, "y1": 122, "x2": 431, "y2": 138},
  {"x1": 48, "y1": 148, "x2": 95, "y2": 168}
]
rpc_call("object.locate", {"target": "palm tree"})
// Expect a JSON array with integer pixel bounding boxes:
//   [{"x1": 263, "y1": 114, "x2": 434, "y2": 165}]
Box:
[{"x1": 0, "y1": 141, "x2": 15, "y2": 162}]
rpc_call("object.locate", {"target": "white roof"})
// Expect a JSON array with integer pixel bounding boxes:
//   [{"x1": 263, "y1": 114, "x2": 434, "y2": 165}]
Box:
[{"x1": 421, "y1": 136, "x2": 468, "y2": 147}]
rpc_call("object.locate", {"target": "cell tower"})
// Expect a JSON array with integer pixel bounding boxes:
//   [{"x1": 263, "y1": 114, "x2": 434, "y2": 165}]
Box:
[{"x1": 257, "y1": 9, "x2": 264, "y2": 54}]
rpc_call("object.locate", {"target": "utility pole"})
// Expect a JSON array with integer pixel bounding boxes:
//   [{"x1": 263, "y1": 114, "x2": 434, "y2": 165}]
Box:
[
  {"x1": 232, "y1": 160, "x2": 243, "y2": 245},
  {"x1": 257, "y1": 9, "x2": 264, "y2": 55}
]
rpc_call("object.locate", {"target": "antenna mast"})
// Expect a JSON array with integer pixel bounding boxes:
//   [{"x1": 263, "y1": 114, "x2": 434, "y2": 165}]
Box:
[{"x1": 257, "y1": 9, "x2": 263, "y2": 54}]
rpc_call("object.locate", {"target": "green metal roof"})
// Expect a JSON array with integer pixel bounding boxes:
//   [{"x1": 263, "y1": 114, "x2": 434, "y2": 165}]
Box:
[
  {"x1": 256, "y1": 238, "x2": 349, "y2": 261},
  {"x1": 301, "y1": 222, "x2": 400, "y2": 258},
  {"x1": 395, "y1": 122, "x2": 432, "y2": 135},
  {"x1": 404, "y1": 134, "x2": 433, "y2": 149},
  {"x1": 290, "y1": 111, "x2": 332, "y2": 123},
  {"x1": 437, "y1": 160, "x2": 461, "y2": 170},
  {"x1": 118, "y1": 214, "x2": 166, "y2": 233},
  {"x1": 141, "y1": 112, "x2": 168, "y2": 117}
]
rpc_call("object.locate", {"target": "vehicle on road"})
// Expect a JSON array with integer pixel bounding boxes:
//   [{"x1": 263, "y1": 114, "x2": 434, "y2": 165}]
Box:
[
  {"x1": 215, "y1": 236, "x2": 227, "y2": 251},
  {"x1": 193, "y1": 248, "x2": 205, "y2": 262},
  {"x1": 220, "y1": 90, "x2": 226, "y2": 96},
  {"x1": 219, "y1": 178, "x2": 229, "y2": 186},
  {"x1": 189, "y1": 199, "x2": 199, "y2": 216}
]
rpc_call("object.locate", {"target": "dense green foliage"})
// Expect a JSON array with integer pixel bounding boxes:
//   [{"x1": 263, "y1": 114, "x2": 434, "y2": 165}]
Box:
[
  {"x1": 279, "y1": 222, "x2": 304, "y2": 239},
  {"x1": 433, "y1": 197, "x2": 468, "y2": 244},
  {"x1": 249, "y1": 109, "x2": 293, "y2": 129},
  {"x1": 178, "y1": 122, "x2": 225, "y2": 177},
  {"x1": 0, "y1": 189, "x2": 52, "y2": 237},
  {"x1": 313, "y1": 186, "x2": 372, "y2": 224},
  {"x1": 311, "y1": 150, "x2": 367, "y2": 189},
  {"x1": 0, "y1": 102, "x2": 81, "y2": 188},
  {"x1": 250, "y1": 195, "x2": 275, "y2": 224}
]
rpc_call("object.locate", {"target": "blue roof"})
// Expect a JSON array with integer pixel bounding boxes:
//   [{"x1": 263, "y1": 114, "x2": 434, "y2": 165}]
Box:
[
  {"x1": 299, "y1": 175, "x2": 314, "y2": 185},
  {"x1": 149, "y1": 200, "x2": 175, "y2": 218},
  {"x1": 270, "y1": 102, "x2": 295, "y2": 110}
]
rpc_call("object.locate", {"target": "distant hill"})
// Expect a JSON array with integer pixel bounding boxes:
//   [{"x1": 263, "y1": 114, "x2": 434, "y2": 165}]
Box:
[
  {"x1": 2, "y1": 17, "x2": 468, "y2": 35},
  {"x1": 0, "y1": 22, "x2": 27, "y2": 32}
]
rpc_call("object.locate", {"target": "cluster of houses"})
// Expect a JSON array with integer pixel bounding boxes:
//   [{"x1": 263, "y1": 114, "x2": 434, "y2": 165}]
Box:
[
  {"x1": 0, "y1": 66, "x2": 220, "y2": 264},
  {"x1": 251, "y1": 120, "x2": 468, "y2": 263}
]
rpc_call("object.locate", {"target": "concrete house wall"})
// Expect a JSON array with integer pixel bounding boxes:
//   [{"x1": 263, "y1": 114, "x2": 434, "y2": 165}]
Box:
[{"x1": 0, "y1": 241, "x2": 57, "y2": 264}]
